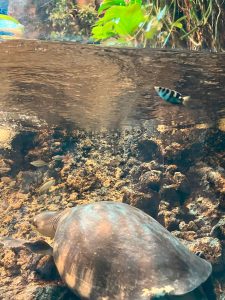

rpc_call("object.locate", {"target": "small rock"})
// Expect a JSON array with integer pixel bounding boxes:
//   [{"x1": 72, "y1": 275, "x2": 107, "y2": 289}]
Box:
[
  {"x1": 0, "y1": 176, "x2": 12, "y2": 184},
  {"x1": 173, "y1": 172, "x2": 190, "y2": 195},
  {"x1": 139, "y1": 170, "x2": 162, "y2": 191},
  {"x1": 140, "y1": 161, "x2": 163, "y2": 172},
  {"x1": 137, "y1": 138, "x2": 162, "y2": 162},
  {"x1": 157, "y1": 207, "x2": 182, "y2": 231},
  {"x1": 172, "y1": 230, "x2": 198, "y2": 241},
  {"x1": 0, "y1": 167, "x2": 11, "y2": 175},
  {"x1": 8, "y1": 192, "x2": 29, "y2": 210},
  {"x1": 15, "y1": 285, "x2": 79, "y2": 300},
  {"x1": 186, "y1": 197, "x2": 219, "y2": 229},
  {"x1": 207, "y1": 170, "x2": 225, "y2": 194},
  {"x1": 165, "y1": 164, "x2": 178, "y2": 175},
  {"x1": 211, "y1": 217, "x2": 225, "y2": 239},
  {"x1": 122, "y1": 187, "x2": 159, "y2": 217},
  {"x1": 159, "y1": 184, "x2": 181, "y2": 205},
  {"x1": 164, "y1": 142, "x2": 183, "y2": 161},
  {"x1": 187, "y1": 237, "x2": 223, "y2": 273},
  {"x1": 179, "y1": 221, "x2": 198, "y2": 232},
  {"x1": 33, "y1": 285, "x2": 79, "y2": 300}
]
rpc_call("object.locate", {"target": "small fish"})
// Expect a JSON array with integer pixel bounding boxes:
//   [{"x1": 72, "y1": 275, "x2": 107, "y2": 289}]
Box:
[
  {"x1": 38, "y1": 179, "x2": 55, "y2": 193},
  {"x1": 0, "y1": 237, "x2": 26, "y2": 249},
  {"x1": 52, "y1": 155, "x2": 64, "y2": 161},
  {"x1": 154, "y1": 86, "x2": 190, "y2": 105},
  {"x1": 30, "y1": 160, "x2": 48, "y2": 167}
]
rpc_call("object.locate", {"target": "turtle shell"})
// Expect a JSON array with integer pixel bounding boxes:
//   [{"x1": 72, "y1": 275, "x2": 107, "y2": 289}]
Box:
[{"x1": 52, "y1": 202, "x2": 211, "y2": 300}]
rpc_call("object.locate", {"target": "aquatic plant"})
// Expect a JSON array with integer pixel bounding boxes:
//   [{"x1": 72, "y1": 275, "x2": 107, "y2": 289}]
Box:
[
  {"x1": 91, "y1": 0, "x2": 183, "y2": 47},
  {"x1": 38, "y1": 0, "x2": 224, "y2": 50},
  {"x1": 46, "y1": 0, "x2": 77, "y2": 38},
  {"x1": 46, "y1": 0, "x2": 97, "y2": 39},
  {"x1": 171, "y1": 0, "x2": 218, "y2": 50},
  {"x1": 91, "y1": 0, "x2": 224, "y2": 50}
]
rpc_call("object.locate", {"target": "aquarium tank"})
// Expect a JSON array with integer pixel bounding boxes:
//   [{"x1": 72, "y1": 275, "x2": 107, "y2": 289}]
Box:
[{"x1": 0, "y1": 1, "x2": 224, "y2": 300}]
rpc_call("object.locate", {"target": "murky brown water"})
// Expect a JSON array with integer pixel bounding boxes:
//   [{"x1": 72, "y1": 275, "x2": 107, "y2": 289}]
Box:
[
  {"x1": 1, "y1": 40, "x2": 225, "y2": 300},
  {"x1": 0, "y1": 40, "x2": 225, "y2": 130}
]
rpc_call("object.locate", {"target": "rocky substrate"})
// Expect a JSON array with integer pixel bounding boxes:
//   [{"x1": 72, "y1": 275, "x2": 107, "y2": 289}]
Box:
[{"x1": 0, "y1": 123, "x2": 225, "y2": 299}]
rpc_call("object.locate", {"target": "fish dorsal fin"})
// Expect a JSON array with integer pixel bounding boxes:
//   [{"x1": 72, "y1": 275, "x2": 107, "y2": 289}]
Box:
[{"x1": 24, "y1": 240, "x2": 53, "y2": 256}]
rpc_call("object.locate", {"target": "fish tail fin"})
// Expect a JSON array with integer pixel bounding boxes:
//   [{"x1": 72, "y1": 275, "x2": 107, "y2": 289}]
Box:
[{"x1": 183, "y1": 96, "x2": 190, "y2": 106}]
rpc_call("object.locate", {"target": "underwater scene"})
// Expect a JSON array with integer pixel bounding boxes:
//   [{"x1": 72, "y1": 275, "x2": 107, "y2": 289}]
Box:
[{"x1": 0, "y1": 39, "x2": 225, "y2": 300}]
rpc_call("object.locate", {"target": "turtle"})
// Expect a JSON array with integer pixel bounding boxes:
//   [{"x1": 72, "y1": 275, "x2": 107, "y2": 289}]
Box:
[{"x1": 24, "y1": 201, "x2": 215, "y2": 300}]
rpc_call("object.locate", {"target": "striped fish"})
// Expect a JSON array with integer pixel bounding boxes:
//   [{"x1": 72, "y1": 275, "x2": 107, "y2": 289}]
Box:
[{"x1": 154, "y1": 86, "x2": 190, "y2": 105}]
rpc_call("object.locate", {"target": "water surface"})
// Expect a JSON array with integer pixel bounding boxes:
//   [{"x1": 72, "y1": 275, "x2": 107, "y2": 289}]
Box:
[{"x1": 0, "y1": 40, "x2": 225, "y2": 130}]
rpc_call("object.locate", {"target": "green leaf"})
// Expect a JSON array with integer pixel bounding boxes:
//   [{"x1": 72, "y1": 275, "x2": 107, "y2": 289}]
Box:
[
  {"x1": 93, "y1": 3, "x2": 145, "y2": 40},
  {"x1": 98, "y1": 0, "x2": 126, "y2": 14},
  {"x1": 157, "y1": 5, "x2": 167, "y2": 21},
  {"x1": 92, "y1": 20, "x2": 116, "y2": 40},
  {"x1": 171, "y1": 16, "x2": 186, "y2": 29},
  {"x1": 172, "y1": 21, "x2": 182, "y2": 29},
  {"x1": 190, "y1": 7, "x2": 200, "y2": 23},
  {"x1": 114, "y1": 4, "x2": 145, "y2": 36},
  {"x1": 174, "y1": 15, "x2": 187, "y2": 23},
  {"x1": 145, "y1": 17, "x2": 162, "y2": 40},
  {"x1": 130, "y1": 0, "x2": 142, "y2": 5}
]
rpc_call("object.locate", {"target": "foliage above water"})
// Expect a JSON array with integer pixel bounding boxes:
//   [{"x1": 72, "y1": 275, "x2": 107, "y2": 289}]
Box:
[
  {"x1": 91, "y1": 0, "x2": 185, "y2": 47},
  {"x1": 91, "y1": 0, "x2": 225, "y2": 50},
  {"x1": 46, "y1": 0, "x2": 97, "y2": 40},
  {"x1": 21, "y1": 0, "x2": 225, "y2": 51}
]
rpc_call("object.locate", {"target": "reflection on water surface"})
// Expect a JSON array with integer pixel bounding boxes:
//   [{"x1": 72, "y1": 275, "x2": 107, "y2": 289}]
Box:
[{"x1": 0, "y1": 40, "x2": 225, "y2": 130}]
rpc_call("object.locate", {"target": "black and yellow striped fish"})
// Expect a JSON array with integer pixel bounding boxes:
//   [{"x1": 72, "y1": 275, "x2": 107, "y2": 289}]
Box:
[{"x1": 154, "y1": 86, "x2": 190, "y2": 105}]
